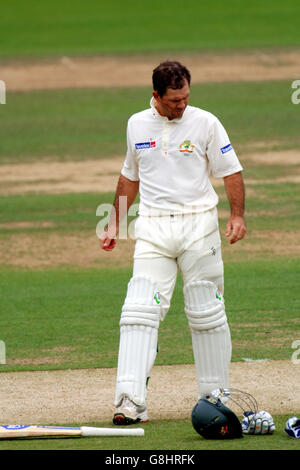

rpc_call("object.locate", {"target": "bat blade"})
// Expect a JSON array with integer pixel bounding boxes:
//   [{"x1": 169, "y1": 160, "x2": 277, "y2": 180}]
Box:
[
  {"x1": 0, "y1": 425, "x2": 144, "y2": 439},
  {"x1": 0, "y1": 425, "x2": 82, "y2": 439}
]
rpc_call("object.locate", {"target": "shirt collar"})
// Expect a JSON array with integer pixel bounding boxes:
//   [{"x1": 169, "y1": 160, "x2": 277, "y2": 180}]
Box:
[{"x1": 150, "y1": 97, "x2": 186, "y2": 123}]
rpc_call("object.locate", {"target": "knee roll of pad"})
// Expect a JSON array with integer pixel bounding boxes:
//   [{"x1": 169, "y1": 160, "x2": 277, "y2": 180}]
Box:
[
  {"x1": 120, "y1": 275, "x2": 161, "y2": 328},
  {"x1": 184, "y1": 280, "x2": 226, "y2": 331}
]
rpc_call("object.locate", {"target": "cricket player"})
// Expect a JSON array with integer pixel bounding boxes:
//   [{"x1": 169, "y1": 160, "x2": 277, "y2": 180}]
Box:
[{"x1": 100, "y1": 61, "x2": 246, "y2": 425}]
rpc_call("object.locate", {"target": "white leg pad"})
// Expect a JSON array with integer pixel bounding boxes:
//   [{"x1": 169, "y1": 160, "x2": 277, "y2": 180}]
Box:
[
  {"x1": 184, "y1": 280, "x2": 232, "y2": 397},
  {"x1": 115, "y1": 275, "x2": 160, "y2": 407}
]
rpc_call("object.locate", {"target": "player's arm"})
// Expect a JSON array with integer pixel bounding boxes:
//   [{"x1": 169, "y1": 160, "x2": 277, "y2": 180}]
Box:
[
  {"x1": 100, "y1": 174, "x2": 139, "y2": 251},
  {"x1": 223, "y1": 171, "x2": 246, "y2": 244}
]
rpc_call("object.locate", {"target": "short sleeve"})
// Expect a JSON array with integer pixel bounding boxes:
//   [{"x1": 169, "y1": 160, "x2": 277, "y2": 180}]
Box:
[
  {"x1": 206, "y1": 117, "x2": 243, "y2": 178},
  {"x1": 121, "y1": 119, "x2": 139, "y2": 181}
]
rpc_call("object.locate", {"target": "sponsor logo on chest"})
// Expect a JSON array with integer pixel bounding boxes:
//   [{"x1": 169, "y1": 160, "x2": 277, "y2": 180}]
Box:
[{"x1": 135, "y1": 140, "x2": 156, "y2": 150}]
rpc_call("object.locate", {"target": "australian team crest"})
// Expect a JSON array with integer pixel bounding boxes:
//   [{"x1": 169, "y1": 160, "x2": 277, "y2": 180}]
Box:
[{"x1": 179, "y1": 140, "x2": 195, "y2": 155}]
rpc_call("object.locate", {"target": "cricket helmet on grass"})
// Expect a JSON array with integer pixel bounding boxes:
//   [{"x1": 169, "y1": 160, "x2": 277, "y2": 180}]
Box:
[{"x1": 192, "y1": 388, "x2": 258, "y2": 439}]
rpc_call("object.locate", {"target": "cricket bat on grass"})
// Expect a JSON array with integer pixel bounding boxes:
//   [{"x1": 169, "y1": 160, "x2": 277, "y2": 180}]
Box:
[{"x1": 0, "y1": 424, "x2": 144, "y2": 439}]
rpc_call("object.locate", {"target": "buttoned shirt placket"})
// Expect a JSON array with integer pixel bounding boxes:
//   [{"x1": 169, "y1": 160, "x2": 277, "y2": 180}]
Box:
[
  {"x1": 150, "y1": 98, "x2": 180, "y2": 158},
  {"x1": 162, "y1": 120, "x2": 172, "y2": 157}
]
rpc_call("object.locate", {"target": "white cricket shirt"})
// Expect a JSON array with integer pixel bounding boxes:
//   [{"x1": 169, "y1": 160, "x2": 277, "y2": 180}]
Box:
[{"x1": 121, "y1": 97, "x2": 243, "y2": 215}]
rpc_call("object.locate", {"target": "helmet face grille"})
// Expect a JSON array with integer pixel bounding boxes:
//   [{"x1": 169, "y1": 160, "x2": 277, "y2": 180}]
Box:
[{"x1": 212, "y1": 388, "x2": 258, "y2": 416}]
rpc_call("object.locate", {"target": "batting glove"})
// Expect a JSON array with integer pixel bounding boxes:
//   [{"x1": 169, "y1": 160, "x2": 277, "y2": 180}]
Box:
[
  {"x1": 284, "y1": 416, "x2": 300, "y2": 438},
  {"x1": 241, "y1": 410, "x2": 275, "y2": 435}
]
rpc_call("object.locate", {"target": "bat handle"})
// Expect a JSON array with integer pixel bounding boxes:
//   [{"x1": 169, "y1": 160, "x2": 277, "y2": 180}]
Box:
[{"x1": 81, "y1": 427, "x2": 145, "y2": 437}]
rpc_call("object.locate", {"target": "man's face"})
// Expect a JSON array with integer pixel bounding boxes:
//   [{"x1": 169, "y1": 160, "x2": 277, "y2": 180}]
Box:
[{"x1": 153, "y1": 80, "x2": 190, "y2": 120}]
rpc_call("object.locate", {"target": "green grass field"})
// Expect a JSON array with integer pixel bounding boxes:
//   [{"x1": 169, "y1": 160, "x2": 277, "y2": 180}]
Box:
[
  {"x1": 0, "y1": 0, "x2": 300, "y2": 58},
  {"x1": 0, "y1": 0, "x2": 300, "y2": 454},
  {"x1": 0, "y1": 416, "x2": 299, "y2": 451},
  {"x1": 0, "y1": 259, "x2": 299, "y2": 373},
  {"x1": 0, "y1": 80, "x2": 299, "y2": 163}
]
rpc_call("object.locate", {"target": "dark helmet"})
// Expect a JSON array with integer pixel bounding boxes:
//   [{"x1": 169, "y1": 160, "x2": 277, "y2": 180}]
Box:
[{"x1": 192, "y1": 394, "x2": 243, "y2": 439}]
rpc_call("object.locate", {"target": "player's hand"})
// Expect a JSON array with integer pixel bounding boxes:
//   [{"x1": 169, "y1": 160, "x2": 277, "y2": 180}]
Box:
[
  {"x1": 241, "y1": 411, "x2": 275, "y2": 435},
  {"x1": 100, "y1": 227, "x2": 117, "y2": 251},
  {"x1": 225, "y1": 215, "x2": 246, "y2": 244}
]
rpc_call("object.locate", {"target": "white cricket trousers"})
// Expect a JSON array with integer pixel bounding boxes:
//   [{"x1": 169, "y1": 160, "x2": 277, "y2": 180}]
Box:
[
  {"x1": 115, "y1": 207, "x2": 231, "y2": 407},
  {"x1": 133, "y1": 207, "x2": 224, "y2": 320}
]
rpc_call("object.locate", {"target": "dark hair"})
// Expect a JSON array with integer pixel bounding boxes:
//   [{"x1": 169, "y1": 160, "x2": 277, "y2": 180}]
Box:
[{"x1": 152, "y1": 61, "x2": 191, "y2": 97}]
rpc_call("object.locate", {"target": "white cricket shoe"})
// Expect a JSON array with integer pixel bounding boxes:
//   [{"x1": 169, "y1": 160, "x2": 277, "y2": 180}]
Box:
[{"x1": 113, "y1": 396, "x2": 148, "y2": 425}]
